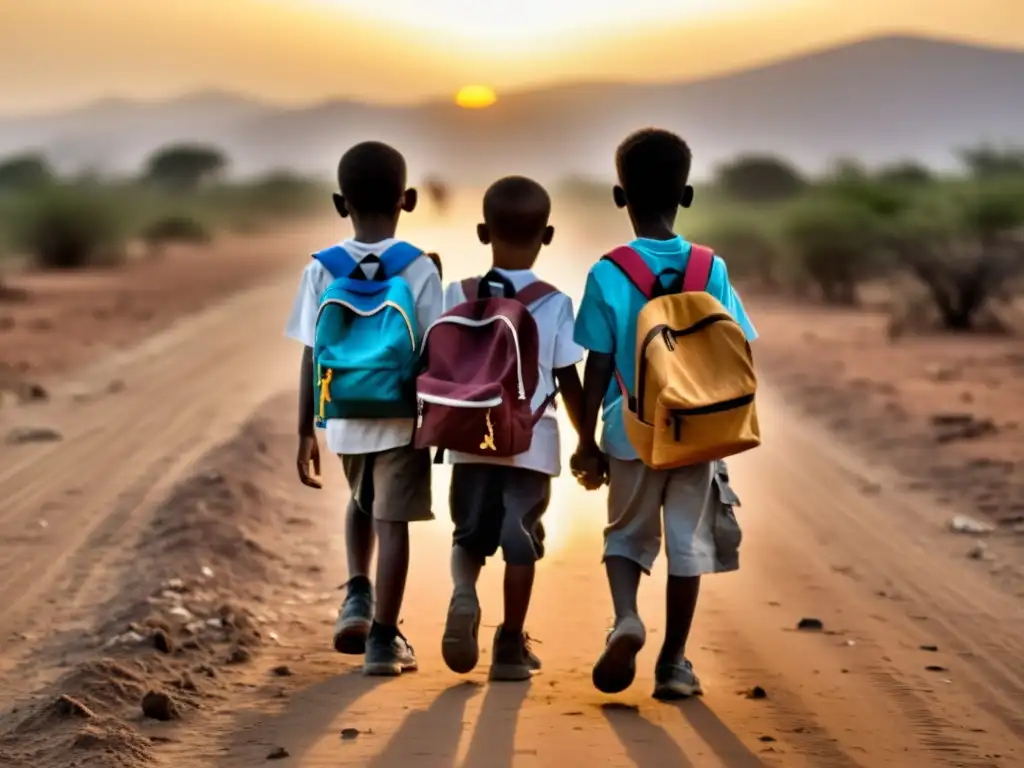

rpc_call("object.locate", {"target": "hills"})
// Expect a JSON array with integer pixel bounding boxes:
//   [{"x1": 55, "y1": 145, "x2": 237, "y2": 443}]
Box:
[{"x1": 1, "y1": 35, "x2": 1022, "y2": 182}]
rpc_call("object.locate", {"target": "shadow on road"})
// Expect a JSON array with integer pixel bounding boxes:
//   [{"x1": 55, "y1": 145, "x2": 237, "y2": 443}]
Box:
[
  {"x1": 602, "y1": 702, "x2": 696, "y2": 767},
  {"x1": 678, "y1": 699, "x2": 766, "y2": 767},
  {"x1": 461, "y1": 679, "x2": 532, "y2": 768},
  {"x1": 369, "y1": 680, "x2": 482, "y2": 767}
]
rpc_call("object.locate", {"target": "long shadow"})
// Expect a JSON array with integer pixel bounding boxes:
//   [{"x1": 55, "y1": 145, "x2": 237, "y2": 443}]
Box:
[
  {"x1": 461, "y1": 680, "x2": 532, "y2": 768},
  {"x1": 221, "y1": 668, "x2": 390, "y2": 766},
  {"x1": 602, "y1": 702, "x2": 695, "y2": 767},
  {"x1": 369, "y1": 681, "x2": 482, "y2": 768},
  {"x1": 677, "y1": 699, "x2": 765, "y2": 768}
]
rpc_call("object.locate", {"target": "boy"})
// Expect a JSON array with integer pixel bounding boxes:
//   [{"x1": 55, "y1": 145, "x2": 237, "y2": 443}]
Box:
[
  {"x1": 285, "y1": 141, "x2": 442, "y2": 676},
  {"x1": 441, "y1": 176, "x2": 586, "y2": 681},
  {"x1": 572, "y1": 129, "x2": 758, "y2": 700}
]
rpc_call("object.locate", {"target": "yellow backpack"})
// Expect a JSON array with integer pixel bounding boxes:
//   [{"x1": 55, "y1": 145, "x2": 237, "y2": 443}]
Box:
[{"x1": 605, "y1": 244, "x2": 760, "y2": 469}]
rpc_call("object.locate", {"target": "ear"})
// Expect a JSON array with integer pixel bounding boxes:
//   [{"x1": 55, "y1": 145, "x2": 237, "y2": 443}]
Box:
[
  {"x1": 541, "y1": 225, "x2": 554, "y2": 246},
  {"x1": 476, "y1": 223, "x2": 491, "y2": 245},
  {"x1": 401, "y1": 188, "x2": 418, "y2": 213},
  {"x1": 613, "y1": 185, "x2": 627, "y2": 210},
  {"x1": 680, "y1": 185, "x2": 694, "y2": 209},
  {"x1": 332, "y1": 193, "x2": 349, "y2": 218}
]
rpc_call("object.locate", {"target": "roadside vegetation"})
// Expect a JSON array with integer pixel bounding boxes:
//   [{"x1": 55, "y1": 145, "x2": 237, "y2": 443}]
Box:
[{"x1": 0, "y1": 145, "x2": 329, "y2": 273}]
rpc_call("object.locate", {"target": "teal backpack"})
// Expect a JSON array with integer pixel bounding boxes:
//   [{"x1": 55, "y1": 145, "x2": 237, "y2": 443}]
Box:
[{"x1": 312, "y1": 241, "x2": 423, "y2": 426}]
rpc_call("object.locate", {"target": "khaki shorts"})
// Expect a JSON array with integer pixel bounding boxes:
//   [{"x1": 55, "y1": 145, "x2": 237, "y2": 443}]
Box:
[
  {"x1": 604, "y1": 458, "x2": 742, "y2": 578},
  {"x1": 340, "y1": 445, "x2": 433, "y2": 523}
]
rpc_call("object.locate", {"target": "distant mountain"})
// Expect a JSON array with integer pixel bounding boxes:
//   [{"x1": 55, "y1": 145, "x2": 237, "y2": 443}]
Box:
[{"x1": 1, "y1": 35, "x2": 1022, "y2": 182}]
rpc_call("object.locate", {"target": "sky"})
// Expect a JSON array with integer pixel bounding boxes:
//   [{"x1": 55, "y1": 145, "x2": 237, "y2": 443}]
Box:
[{"x1": 1, "y1": 0, "x2": 1023, "y2": 114}]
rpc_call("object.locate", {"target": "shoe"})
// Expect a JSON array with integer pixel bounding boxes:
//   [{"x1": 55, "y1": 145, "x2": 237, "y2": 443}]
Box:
[
  {"x1": 441, "y1": 588, "x2": 481, "y2": 674},
  {"x1": 333, "y1": 578, "x2": 372, "y2": 655},
  {"x1": 488, "y1": 625, "x2": 535, "y2": 682},
  {"x1": 363, "y1": 624, "x2": 418, "y2": 676},
  {"x1": 523, "y1": 633, "x2": 542, "y2": 671},
  {"x1": 653, "y1": 658, "x2": 703, "y2": 700},
  {"x1": 592, "y1": 615, "x2": 646, "y2": 694}
]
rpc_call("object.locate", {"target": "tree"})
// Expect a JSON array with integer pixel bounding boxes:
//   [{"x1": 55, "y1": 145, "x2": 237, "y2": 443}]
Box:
[
  {"x1": 958, "y1": 143, "x2": 1024, "y2": 179},
  {"x1": 715, "y1": 155, "x2": 806, "y2": 203},
  {"x1": 783, "y1": 197, "x2": 885, "y2": 305},
  {"x1": 876, "y1": 161, "x2": 933, "y2": 186},
  {"x1": 888, "y1": 182, "x2": 1024, "y2": 330},
  {"x1": 144, "y1": 144, "x2": 227, "y2": 192},
  {"x1": 0, "y1": 154, "x2": 53, "y2": 192}
]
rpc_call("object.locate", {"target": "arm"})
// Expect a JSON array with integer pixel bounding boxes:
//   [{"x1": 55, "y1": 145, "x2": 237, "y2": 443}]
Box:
[
  {"x1": 579, "y1": 351, "x2": 614, "y2": 451},
  {"x1": 553, "y1": 364, "x2": 584, "y2": 436},
  {"x1": 298, "y1": 346, "x2": 315, "y2": 437},
  {"x1": 285, "y1": 264, "x2": 324, "y2": 488}
]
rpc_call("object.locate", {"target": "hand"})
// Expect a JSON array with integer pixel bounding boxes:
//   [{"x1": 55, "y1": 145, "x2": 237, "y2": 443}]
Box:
[
  {"x1": 571, "y1": 441, "x2": 608, "y2": 490},
  {"x1": 297, "y1": 434, "x2": 322, "y2": 489}
]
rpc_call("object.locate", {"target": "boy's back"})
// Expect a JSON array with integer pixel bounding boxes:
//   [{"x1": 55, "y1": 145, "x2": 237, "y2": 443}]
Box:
[{"x1": 287, "y1": 236, "x2": 442, "y2": 454}]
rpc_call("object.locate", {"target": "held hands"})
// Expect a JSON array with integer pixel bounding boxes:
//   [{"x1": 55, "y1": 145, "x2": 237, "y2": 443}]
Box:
[
  {"x1": 297, "y1": 434, "x2": 322, "y2": 489},
  {"x1": 570, "y1": 440, "x2": 609, "y2": 491}
]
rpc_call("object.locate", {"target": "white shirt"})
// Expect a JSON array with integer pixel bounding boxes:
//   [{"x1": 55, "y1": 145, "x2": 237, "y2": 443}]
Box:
[
  {"x1": 444, "y1": 268, "x2": 583, "y2": 477},
  {"x1": 284, "y1": 238, "x2": 443, "y2": 455}
]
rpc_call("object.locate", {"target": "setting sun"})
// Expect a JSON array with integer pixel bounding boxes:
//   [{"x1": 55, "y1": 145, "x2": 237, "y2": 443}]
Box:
[{"x1": 455, "y1": 85, "x2": 497, "y2": 109}]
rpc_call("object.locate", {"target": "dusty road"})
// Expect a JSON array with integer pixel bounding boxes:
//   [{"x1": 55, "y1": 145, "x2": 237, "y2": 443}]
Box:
[{"x1": 1, "y1": 219, "x2": 1022, "y2": 767}]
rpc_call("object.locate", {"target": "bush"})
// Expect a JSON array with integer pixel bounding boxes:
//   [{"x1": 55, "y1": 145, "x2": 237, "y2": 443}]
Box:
[
  {"x1": 783, "y1": 197, "x2": 885, "y2": 305},
  {"x1": 692, "y1": 213, "x2": 783, "y2": 288},
  {"x1": 144, "y1": 144, "x2": 228, "y2": 193},
  {"x1": 141, "y1": 215, "x2": 211, "y2": 253},
  {"x1": 12, "y1": 184, "x2": 122, "y2": 269}
]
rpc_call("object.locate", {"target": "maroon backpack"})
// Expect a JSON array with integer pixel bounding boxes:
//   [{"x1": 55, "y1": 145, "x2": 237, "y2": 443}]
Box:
[{"x1": 415, "y1": 272, "x2": 560, "y2": 458}]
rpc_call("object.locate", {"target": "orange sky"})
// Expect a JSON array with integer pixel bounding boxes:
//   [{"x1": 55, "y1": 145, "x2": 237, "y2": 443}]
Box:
[{"x1": 1, "y1": 0, "x2": 1022, "y2": 113}]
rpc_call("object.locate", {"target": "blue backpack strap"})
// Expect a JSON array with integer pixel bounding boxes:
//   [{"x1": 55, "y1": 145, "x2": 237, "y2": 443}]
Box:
[
  {"x1": 379, "y1": 241, "x2": 423, "y2": 278},
  {"x1": 313, "y1": 245, "x2": 357, "y2": 279}
]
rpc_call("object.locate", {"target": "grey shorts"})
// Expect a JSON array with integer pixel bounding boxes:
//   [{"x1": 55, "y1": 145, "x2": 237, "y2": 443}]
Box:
[
  {"x1": 341, "y1": 445, "x2": 433, "y2": 523},
  {"x1": 450, "y1": 464, "x2": 551, "y2": 565},
  {"x1": 604, "y1": 458, "x2": 742, "y2": 578}
]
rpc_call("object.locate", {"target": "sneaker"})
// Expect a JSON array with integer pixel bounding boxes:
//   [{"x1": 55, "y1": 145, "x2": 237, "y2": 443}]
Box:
[
  {"x1": 592, "y1": 615, "x2": 646, "y2": 694},
  {"x1": 489, "y1": 625, "x2": 535, "y2": 682},
  {"x1": 441, "y1": 588, "x2": 481, "y2": 674},
  {"x1": 333, "y1": 578, "x2": 373, "y2": 655},
  {"x1": 653, "y1": 659, "x2": 704, "y2": 700},
  {"x1": 523, "y1": 633, "x2": 542, "y2": 671},
  {"x1": 363, "y1": 624, "x2": 418, "y2": 677}
]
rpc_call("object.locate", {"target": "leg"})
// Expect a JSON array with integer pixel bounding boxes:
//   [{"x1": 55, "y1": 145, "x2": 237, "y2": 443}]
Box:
[
  {"x1": 654, "y1": 461, "x2": 718, "y2": 700},
  {"x1": 443, "y1": 464, "x2": 502, "y2": 674},
  {"x1": 490, "y1": 470, "x2": 550, "y2": 682},
  {"x1": 363, "y1": 446, "x2": 433, "y2": 676},
  {"x1": 592, "y1": 458, "x2": 667, "y2": 694},
  {"x1": 333, "y1": 454, "x2": 377, "y2": 654}
]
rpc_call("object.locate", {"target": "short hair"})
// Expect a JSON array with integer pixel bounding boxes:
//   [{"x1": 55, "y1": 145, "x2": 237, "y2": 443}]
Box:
[
  {"x1": 482, "y1": 176, "x2": 551, "y2": 246},
  {"x1": 337, "y1": 141, "x2": 407, "y2": 216},
  {"x1": 615, "y1": 129, "x2": 692, "y2": 216}
]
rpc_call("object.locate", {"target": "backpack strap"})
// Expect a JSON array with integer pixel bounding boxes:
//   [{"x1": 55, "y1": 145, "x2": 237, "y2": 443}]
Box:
[
  {"x1": 460, "y1": 277, "x2": 479, "y2": 300},
  {"x1": 379, "y1": 241, "x2": 424, "y2": 278},
  {"x1": 683, "y1": 244, "x2": 715, "y2": 292},
  {"x1": 514, "y1": 280, "x2": 558, "y2": 307},
  {"x1": 312, "y1": 245, "x2": 357, "y2": 279},
  {"x1": 602, "y1": 246, "x2": 657, "y2": 298}
]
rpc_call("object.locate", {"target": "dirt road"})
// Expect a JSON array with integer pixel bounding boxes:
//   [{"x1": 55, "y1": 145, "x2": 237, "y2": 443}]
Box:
[{"x1": 1, "y1": 220, "x2": 1022, "y2": 767}]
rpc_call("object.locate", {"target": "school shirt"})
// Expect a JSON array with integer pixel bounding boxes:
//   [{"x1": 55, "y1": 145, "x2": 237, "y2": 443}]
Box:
[
  {"x1": 573, "y1": 236, "x2": 758, "y2": 462},
  {"x1": 443, "y1": 268, "x2": 583, "y2": 477},
  {"x1": 284, "y1": 238, "x2": 443, "y2": 455}
]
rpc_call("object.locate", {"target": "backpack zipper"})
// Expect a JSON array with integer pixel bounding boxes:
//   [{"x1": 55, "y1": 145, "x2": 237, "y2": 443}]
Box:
[
  {"x1": 418, "y1": 392, "x2": 503, "y2": 409},
  {"x1": 316, "y1": 299, "x2": 416, "y2": 351},
  {"x1": 635, "y1": 313, "x2": 735, "y2": 422},
  {"x1": 420, "y1": 315, "x2": 527, "y2": 399},
  {"x1": 319, "y1": 368, "x2": 333, "y2": 421},
  {"x1": 669, "y1": 393, "x2": 756, "y2": 441}
]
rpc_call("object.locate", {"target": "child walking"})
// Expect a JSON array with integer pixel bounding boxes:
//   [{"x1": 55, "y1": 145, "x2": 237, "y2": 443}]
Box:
[
  {"x1": 285, "y1": 141, "x2": 442, "y2": 676},
  {"x1": 425, "y1": 176, "x2": 585, "y2": 681},
  {"x1": 572, "y1": 129, "x2": 759, "y2": 699}
]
